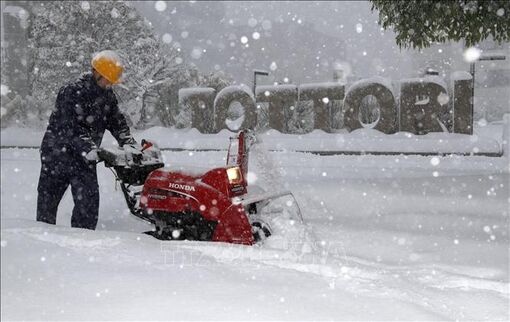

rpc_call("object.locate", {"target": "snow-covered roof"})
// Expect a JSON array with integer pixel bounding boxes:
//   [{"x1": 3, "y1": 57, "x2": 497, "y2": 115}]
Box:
[
  {"x1": 178, "y1": 87, "x2": 216, "y2": 101},
  {"x1": 253, "y1": 69, "x2": 270, "y2": 74},
  {"x1": 3, "y1": 5, "x2": 28, "y2": 17},
  {"x1": 299, "y1": 82, "x2": 344, "y2": 91},
  {"x1": 255, "y1": 85, "x2": 297, "y2": 96},
  {"x1": 400, "y1": 76, "x2": 447, "y2": 90}
]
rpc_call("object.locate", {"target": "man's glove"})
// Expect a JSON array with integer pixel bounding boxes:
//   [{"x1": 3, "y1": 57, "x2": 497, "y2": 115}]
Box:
[
  {"x1": 122, "y1": 143, "x2": 143, "y2": 166},
  {"x1": 84, "y1": 149, "x2": 99, "y2": 161}
]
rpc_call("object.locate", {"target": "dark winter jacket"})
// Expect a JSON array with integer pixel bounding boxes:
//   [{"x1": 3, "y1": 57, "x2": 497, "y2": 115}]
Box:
[{"x1": 41, "y1": 73, "x2": 135, "y2": 159}]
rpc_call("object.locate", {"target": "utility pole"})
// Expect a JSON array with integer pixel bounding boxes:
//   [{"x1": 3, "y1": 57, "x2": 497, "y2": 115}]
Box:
[{"x1": 253, "y1": 69, "x2": 269, "y2": 97}]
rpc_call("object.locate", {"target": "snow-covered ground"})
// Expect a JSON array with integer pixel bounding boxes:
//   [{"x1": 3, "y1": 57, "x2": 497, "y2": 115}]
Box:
[{"x1": 1, "y1": 127, "x2": 509, "y2": 320}]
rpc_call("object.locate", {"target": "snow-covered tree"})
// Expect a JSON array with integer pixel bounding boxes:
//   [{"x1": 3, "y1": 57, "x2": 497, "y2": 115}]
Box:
[
  {"x1": 6, "y1": 1, "x2": 191, "y2": 128},
  {"x1": 114, "y1": 41, "x2": 184, "y2": 128},
  {"x1": 370, "y1": 0, "x2": 510, "y2": 49},
  {"x1": 153, "y1": 67, "x2": 233, "y2": 129},
  {"x1": 198, "y1": 70, "x2": 232, "y2": 93},
  {"x1": 154, "y1": 66, "x2": 200, "y2": 128}
]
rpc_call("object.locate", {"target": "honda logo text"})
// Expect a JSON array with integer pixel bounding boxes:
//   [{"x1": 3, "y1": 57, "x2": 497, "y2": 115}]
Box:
[{"x1": 169, "y1": 182, "x2": 196, "y2": 192}]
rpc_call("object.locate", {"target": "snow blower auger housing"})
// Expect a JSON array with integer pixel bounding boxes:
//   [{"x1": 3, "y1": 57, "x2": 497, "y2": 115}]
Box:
[{"x1": 98, "y1": 131, "x2": 301, "y2": 245}]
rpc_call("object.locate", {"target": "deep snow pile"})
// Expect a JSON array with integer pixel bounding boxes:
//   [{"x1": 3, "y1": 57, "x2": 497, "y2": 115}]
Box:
[
  {"x1": 1, "y1": 127, "x2": 509, "y2": 320},
  {"x1": 0, "y1": 123, "x2": 504, "y2": 156}
]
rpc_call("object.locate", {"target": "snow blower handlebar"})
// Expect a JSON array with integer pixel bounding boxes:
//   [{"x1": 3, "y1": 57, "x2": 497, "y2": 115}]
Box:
[
  {"x1": 96, "y1": 141, "x2": 165, "y2": 186},
  {"x1": 96, "y1": 148, "x2": 119, "y2": 167},
  {"x1": 96, "y1": 140, "x2": 160, "y2": 168},
  {"x1": 96, "y1": 141, "x2": 165, "y2": 222},
  {"x1": 96, "y1": 147, "x2": 143, "y2": 167}
]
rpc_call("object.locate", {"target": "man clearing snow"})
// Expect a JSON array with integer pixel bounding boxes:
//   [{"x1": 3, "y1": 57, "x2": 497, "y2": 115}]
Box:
[{"x1": 36, "y1": 50, "x2": 138, "y2": 230}]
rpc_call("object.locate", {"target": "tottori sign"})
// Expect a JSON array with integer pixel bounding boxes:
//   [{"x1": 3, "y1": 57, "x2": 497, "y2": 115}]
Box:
[{"x1": 178, "y1": 73, "x2": 473, "y2": 135}]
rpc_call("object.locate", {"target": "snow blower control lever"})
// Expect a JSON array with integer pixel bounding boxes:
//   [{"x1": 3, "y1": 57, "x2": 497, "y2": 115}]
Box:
[{"x1": 141, "y1": 139, "x2": 153, "y2": 152}]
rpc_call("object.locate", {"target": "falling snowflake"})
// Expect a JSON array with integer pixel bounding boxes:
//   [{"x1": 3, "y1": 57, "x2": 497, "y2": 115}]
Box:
[
  {"x1": 155, "y1": 1, "x2": 167, "y2": 12},
  {"x1": 162, "y1": 33, "x2": 173, "y2": 43},
  {"x1": 247, "y1": 172, "x2": 257, "y2": 184},
  {"x1": 191, "y1": 47, "x2": 202, "y2": 59},
  {"x1": 1, "y1": 84, "x2": 10, "y2": 96},
  {"x1": 80, "y1": 1, "x2": 90, "y2": 11},
  {"x1": 172, "y1": 230, "x2": 181, "y2": 239},
  {"x1": 437, "y1": 92, "x2": 449, "y2": 105},
  {"x1": 262, "y1": 20, "x2": 272, "y2": 30},
  {"x1": 110, "y1": 8, "x2": 120, "y2": 18},
  {"x1": 463, "y1": 47, "x2": 481, "y2": 63},
  {"x1": 248, "y1": 17, "x2": 258, "y2": 27}
]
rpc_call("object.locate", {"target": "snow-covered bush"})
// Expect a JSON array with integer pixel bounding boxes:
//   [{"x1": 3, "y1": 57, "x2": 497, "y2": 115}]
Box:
[{"x1": 0, "y1": 94, "x2": 44, "y2": 129}]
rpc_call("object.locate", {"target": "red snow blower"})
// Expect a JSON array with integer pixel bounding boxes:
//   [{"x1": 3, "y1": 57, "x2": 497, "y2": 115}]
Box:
[{"x1": 98, "y1": 130, "x2": 302, "y2": 245}]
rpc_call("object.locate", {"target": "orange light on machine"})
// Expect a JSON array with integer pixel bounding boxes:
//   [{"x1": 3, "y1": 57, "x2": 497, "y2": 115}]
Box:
[{"x1": 226, "y1": 167, "x2": 242, "y2": 184}]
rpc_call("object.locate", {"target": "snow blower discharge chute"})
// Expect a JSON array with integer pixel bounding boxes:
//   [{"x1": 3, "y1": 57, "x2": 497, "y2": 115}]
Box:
[{"x1": 97, "y1": 130, "x2": 302, "y2": 245}]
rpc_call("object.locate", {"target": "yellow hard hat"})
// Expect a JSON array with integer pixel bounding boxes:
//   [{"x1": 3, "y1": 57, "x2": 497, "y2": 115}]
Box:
[{"x1": 91, "y1": 50, "x2": 124, "y2": 84}]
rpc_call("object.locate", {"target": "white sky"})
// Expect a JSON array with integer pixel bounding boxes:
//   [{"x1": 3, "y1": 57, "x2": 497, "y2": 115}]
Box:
[{"x1": 131, "y1": 1, "x2": 420, "y2": 84}]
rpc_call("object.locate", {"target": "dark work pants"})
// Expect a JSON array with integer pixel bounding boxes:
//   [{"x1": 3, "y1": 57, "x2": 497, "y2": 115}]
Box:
[{"x1": 36, "y1": 147, "x2": 99, "y2": 230}]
